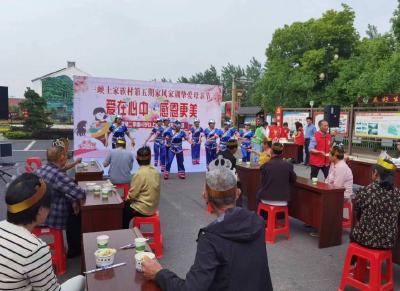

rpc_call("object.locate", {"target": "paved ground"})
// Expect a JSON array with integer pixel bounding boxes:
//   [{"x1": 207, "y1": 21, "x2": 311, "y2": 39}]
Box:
[{"x1": 1, "y1": 139, "x2": 399, "y2": 290}]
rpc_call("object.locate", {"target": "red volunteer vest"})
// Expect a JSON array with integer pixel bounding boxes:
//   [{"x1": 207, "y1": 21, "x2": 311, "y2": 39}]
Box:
[
  {"x1": 269, "y1": 126, "x2": 281, "y2": 140},
  {"x1": 280, "y1": 127, "x2": 290, "y2": 139},
  {"x1": 309, "y1": 131, "x2": 331, "y2": 167}
]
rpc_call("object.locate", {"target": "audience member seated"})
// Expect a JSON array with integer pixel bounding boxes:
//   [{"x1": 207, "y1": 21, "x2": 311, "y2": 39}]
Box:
[
  {"x1": 52, "y1": 138, "x2": 82, "y2": 172},
  {"x1": 350, "y1": 159, "x2": 400, "y2": 249},
  {"x1": 103, "y1": 137, "x2": 134, "y2": 184},
  {"x1": 257, "y1": 142, "x2": 297, "y2": 206},
  {"x1": 217, "y1": 138, "x2": 238, "y2": 171},
  {"x1": 252, "y1": 138, "x2": 272, "y2": 166},
  {"x1": 35, "y1": 146, "x2": 86, "y2": 258},
  {"x1": 142, "y1": 166, "x2": 273, "y2": 291},
  {"x1": 123, "y1": 146, "x2": 160, "y2": 229},
  {"x1": 0, "y1": 173, "x2": 85, "y2": 291},
  {"x1": 325, "y1": 145, "x2": 353, "y2": 201}
]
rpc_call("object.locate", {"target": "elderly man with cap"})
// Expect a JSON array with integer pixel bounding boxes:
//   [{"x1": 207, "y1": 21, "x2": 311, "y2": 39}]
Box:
[
  {"x1": 189, "y1": 118, "x2": 203, "y2": 165},
  {"x1": 142, "y1": 166, "x2": 273, "y2": 290},
  {"x1": 35, "y1": 146, "x2": 86, "y2": 258},
  {"x1": 103, "y1": 137, "x2": 134, "y2": 185},
  {"x1": 218, "y1": 120, "x2": 237, "y2": 152},
  {"x1": 0, "y1": 173, "x2": 85, "y2": 291},
  {"x1": 164, "y1": 120, "x2": 191, "y2": 180},
  {"x1": 238, "y1": 121, "x2": 254, "y2": 162},
  {"x1": 257, "y1": 142, "x2": 297, "y2": 208},
  {"x1": 105, "y1": 115, "x2": 135, "y2": 149},
  {"x1": 204, "y1": 119, "x2": 220, "y2": 167},
  {"x1": 145, "y1": 118, "x2": 165, "y2": 167},
  {"x1": 123, "y1": 146, "x2": 160, "y2": 228}
]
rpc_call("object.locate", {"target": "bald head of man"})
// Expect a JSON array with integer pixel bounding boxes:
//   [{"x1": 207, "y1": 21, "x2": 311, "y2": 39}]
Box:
[{"x1": 47, "y1": 146, "x2": 67, "y2": 168}]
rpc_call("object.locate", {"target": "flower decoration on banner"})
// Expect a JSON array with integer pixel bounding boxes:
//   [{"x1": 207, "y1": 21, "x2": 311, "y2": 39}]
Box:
[{"x1": 74, "y1": 76, "x2": 89, "y2": 93}]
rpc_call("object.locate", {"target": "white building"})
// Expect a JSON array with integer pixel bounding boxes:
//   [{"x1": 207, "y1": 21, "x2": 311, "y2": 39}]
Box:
[{"x1": 31, "y1": 61, "x2": 90, "y2": 95}]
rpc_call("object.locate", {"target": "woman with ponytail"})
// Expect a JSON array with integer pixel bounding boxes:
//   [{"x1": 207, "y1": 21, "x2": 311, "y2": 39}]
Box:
[{"x1": 350, "y1": 159, "x2": 400, "y2": 249}]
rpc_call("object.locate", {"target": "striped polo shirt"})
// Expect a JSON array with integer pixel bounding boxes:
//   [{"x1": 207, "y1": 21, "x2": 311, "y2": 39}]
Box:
[{"x1": 0, "y1": 220, "x2": 60, "y2": 291}]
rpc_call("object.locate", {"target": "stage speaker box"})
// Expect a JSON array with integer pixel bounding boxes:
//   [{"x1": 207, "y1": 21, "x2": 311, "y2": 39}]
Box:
[
  {"x1": 323, "y1": 105, "x2": 340, "y2": 128},
  {"x1": 0, "y1": 143, "x2": 12, "y2": 157},
  {"x1": 0, "y1": 86, "x2": 9, "y2": 120}
]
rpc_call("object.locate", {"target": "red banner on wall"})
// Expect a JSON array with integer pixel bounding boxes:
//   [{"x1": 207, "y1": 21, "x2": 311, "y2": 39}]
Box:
[{"x1": 275, "y1": 106, "x2": 283, "y2": 126}]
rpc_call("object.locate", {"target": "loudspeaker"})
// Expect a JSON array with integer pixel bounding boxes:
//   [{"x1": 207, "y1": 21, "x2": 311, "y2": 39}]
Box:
[
  {"x1": 0, "y1": 143, "x2": 12, "y2": 157},
  {"x1": 323, "y1": 105, "x2": 340, "y2": 128},
  {"x1": 0, "y1": 86, "x2": 9, "y2": 120}
]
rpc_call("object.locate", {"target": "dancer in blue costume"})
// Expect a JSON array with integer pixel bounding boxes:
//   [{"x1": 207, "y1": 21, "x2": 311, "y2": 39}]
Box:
[
  {"x1": 189, "y1": 118, "x2": 203, "y2": 165},
  {"x1": 204, "y1": 119, "x2": 220, "y2": 167},
  {"x1": 160, "y1": 118, "x2": 172, "y2": 172},
  {"x1": 164, "y1": 120, "x2": 191, "y2": 180},
  {"x1": 238, "y1": 121, "x2": 254, "y2": 162},
  {"x1": 145, "y1": 118, "x2": 164, "y2": 167},
  {"x1": 219, "y1": 121, "x2": 237, "y2": 152},
  {"x1": 106, "y1": 115, "x2": 135, "y2": 149}
]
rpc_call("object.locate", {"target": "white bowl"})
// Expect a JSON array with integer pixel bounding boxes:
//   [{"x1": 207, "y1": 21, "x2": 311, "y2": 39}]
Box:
[{"x1": 94, "y1": 248, "x2": 116, "y2": 267}]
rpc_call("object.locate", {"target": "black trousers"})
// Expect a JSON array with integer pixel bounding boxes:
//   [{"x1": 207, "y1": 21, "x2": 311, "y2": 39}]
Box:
[
  {"x1": 123, "y1": 201, "x2": 148, "y2": 229},
  {"x1": 304, "y1": 139, "x2": 310, "y2": 165},
  {"x1": 310, "y1": 165, "x2": 330, "y2": 179},
  {"x1": 297, "y1": 145, "x2": 304, "y2": 163},
  {"x1": 66, "y1": 204, "x2": 81, "y2": 256}
]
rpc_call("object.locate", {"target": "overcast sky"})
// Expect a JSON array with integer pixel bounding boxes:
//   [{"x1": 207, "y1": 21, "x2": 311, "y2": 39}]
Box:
[{"x1": 0, "y1": 0, "x2": 398, "y2": 97}]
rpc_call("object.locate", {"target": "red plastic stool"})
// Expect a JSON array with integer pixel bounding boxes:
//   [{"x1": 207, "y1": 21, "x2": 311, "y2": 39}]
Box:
[
  {"x1": 114, "y1": 183, "x2": 130, "y2": 200},
  {"x1": 338, "y1": 242, "x2": 394, "y2": 291},
  {"x1": 207, "y1": 202, "x2": 213, "y2": 214},
  {"x1": 342, "y1": 201, "x2": 352, "y2": 229},
  {"x1": 32, "y1": 226, "x2": 66, "y2": 275},
  {"x1": 257, "y1": 203, "x2": 290, "y2": 244},
  {"x1": 25, "y1": 157, "x2": 42, "y2": 173},
  {"x1": 133, "y1": 211, "x2": 163, "y2": 259}
]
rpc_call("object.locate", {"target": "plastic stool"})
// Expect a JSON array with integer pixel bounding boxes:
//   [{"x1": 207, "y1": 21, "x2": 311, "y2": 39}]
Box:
[
  {"x1": 133, "y1": 211, "x2": 163, "y2": 259},
  {"x1": 114, "y1": 183, "x2": 130, "y2": 200},
  {"x1": 342, "y1": 201, "x2": 352, "y2": 229},
  {"x1": 257, "y1": 203, "x2": 290, "y2": 244},
  {"x1": 32, "y1": 226, "x2": 66, "y2": 275},
  {"x1": 338, "y1": 242, "x2": 393, "y2": 291},
  {"x1": 25, "y1": 157, "x2": 42, "y2": 173},
  {"x1": 207, "y1": 203, "x2": 213, "y2": 214}
]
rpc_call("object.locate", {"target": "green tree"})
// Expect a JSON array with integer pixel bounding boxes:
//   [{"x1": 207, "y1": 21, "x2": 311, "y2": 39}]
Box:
[
  {"x1": 366, "y1": 24, "x2": 380, "y2": 39},
  {"x1": 20, "y1": 88, "x2": 53, "y2": 132},
  {"x1": 391, "y1": 0, "x2": 400, "y2": 42},
  {"x1": 325, "y1": 35, "x2": 397, "y2": 105},
  {"x1": 220, "y1": 63, "x2": 245, "y2": 101},
  {"x1": 178, "y1": 65, "x2": 221, "y2": 85},
  {"x1": 254, "y1": 4, "x2": 359, "y2": 111}
]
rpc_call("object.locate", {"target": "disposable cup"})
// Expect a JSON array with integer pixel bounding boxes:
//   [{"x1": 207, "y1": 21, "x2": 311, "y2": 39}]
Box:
[
  {"x1": 135, "y1": 237, "x2": 147, "y2": 252},
  {"x1": 93, "y1": 185, "x2": 101, "y2": 195},
  {"x1": 135, "y1": 252, "x2": 155, "y2": 272},
  {"x1": 96, "y1": 235, "x2": 109, "y2": 249}
]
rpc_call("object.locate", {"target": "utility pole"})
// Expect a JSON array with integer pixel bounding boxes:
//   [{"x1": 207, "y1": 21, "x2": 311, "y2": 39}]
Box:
[{"x1": 231, "y1": 78, "x2": 237, "y2": 126}]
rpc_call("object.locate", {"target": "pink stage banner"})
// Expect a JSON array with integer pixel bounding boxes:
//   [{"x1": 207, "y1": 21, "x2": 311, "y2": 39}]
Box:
[{"x1": 73, "y1": 76, "x2": 222, "y2": 172}]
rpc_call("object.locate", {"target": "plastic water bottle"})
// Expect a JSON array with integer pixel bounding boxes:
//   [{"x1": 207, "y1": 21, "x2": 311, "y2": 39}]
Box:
[{"x1": 253, "y1": 154, "x2": 259, "y2": 165}]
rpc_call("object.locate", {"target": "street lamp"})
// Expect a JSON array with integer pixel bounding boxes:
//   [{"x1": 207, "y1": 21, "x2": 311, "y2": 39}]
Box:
[
  {"x1": 231, "y1": 76, "x2": 252, "y2": 126},
  {"x1": 309, "y1": 100, "x2": 314, "y2": 118}
]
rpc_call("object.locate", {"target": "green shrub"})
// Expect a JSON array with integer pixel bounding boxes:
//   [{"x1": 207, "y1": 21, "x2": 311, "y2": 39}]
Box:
[
  {"x1": 0, "y1": 127, "x2": 10, "y2": 134},
  {"x1": 4, "y1": 131, "x2": 32, "y2": 139}
]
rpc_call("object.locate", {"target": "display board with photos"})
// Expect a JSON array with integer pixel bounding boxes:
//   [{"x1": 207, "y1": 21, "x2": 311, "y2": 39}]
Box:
[
  {"x1": 282, "y1": 111, "x2": 309, "y2": 132},
  {"x1": 354, "y1": 112, "x2": 400, "y2": 139}
]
